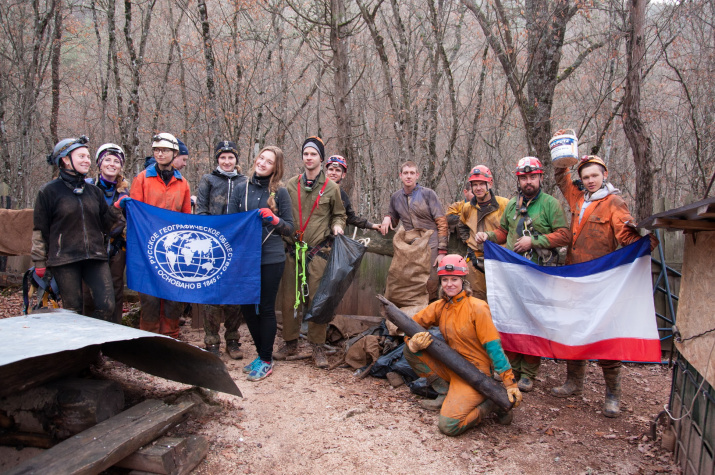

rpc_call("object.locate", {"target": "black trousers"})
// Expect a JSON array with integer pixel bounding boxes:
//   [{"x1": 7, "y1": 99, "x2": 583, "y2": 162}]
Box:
[
  {"x1": 242, "y1": 261, "x2": 285, "y2": 361},
  {"x1": 51, "y1": 259, "x2": 115, "y2": 321}
]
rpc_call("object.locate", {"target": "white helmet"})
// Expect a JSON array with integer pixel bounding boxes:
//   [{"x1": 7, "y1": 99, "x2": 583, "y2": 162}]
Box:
[
  {"x1": 151, "y1": 133, "x2": 180, "y2": 151},
  {"x1": 95, "y1": 143, "x2": 125, "y2": 166}
]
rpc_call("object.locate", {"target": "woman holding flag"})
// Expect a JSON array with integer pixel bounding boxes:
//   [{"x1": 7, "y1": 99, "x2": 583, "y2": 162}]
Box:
[
  {"x1": 196, "y1": 140, "x2": 247, "y2": 358},
  {"x1": 228, "y1": 146, "x2": 294, "y2": 381},
  {"x1": 84, "y1": 143, "x2": 130, "y2": 323},
  {"x1": 553, "y1": 148, "x2": 658, "y2": 417}
]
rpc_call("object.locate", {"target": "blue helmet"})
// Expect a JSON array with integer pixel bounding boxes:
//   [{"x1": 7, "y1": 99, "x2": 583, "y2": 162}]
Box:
[{"x1": 47, "y1": 136, "x2": 89, "y2": 166}]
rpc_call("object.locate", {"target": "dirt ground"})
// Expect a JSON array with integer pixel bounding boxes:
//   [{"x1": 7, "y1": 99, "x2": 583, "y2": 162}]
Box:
[{"x1": 0, "y1": 288, "x2": 679, "y2": 474}]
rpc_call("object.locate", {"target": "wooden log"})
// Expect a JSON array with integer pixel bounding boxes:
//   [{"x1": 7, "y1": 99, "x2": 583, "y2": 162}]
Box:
[
  {"x1": 5, "y1": 399, "x2": 195, "y2": 475},
  {"x1": 0, "y1": 431, "x2": 54, "y2": 449},
  {"x1": 127, "y1": 436, "x2": 209, "y2": 475},
  {"x1": 376, "y1": 294, "x2": 513, "y2": 411},
  {"x1": 48, "y1": 378, "x2": 125, "y2": 438},
  {"x1": 116, "y1": 436, "x2": 188, "y2": 474},
  {"x1": 0, "y1": 378, "x2": 124, "y2": 440}
]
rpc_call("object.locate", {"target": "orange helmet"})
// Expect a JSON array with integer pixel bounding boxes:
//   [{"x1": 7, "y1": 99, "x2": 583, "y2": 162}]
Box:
[
  {"x1": 577, "y1": 155, "x2": 608, "y2": 173},
  {"x1": 515, "y1": 156, "x2": 544, "y2": 176},
  {"x1": 468, "y1": 165, "x2": 493, "y2": 184},
  {"x1": 437, "y1": 255, "x2": 469, "y2": 276}
]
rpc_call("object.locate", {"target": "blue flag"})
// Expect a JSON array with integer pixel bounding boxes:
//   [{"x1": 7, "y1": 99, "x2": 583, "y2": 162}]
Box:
[{"x1": 125, "y1": 200, "x2": 261, "y2": 305}]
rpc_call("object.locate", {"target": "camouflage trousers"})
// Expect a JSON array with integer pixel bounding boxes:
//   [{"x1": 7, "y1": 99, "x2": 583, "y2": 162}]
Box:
[{"x1": 203, "y1": 304, "x2": 243, "y2": 346}]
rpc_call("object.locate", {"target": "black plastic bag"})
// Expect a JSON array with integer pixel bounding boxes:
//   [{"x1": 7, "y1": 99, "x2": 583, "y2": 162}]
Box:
[
  {"x1": 407, "y1": 378, "x2": 440, "y2": 399},
  {"x1": 369, "y1": 327, "x2": 445, "y2": 381},
  {"x1": 369, "y1": 342, "x2": 419, "y2": 381},
  {"x1": 304, "y1": 234, "x2": 367, "y2": 324}
]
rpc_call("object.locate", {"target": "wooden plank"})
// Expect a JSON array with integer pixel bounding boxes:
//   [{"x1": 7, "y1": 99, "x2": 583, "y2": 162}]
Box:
[
  {"x1": 116, "y1": 437, "x2": 188, "y2": 474},
  {"x1": 128, "y1": 436, "x2": 209, "y2": 475},
  {"x1": 5, "y1": 399, "x2": 195, "y2": 475},
  {"x1": 697, "y1": 203, "x2": 715, "y2": 218},
  {"x1": 652, "y1": 218, "x2": 715, "y2": 231},
  {"x1": 338, "y1": 314, "x2": 384, "y2": 325},
  {"x1": 175, "y1": 435, "x2": 209, "y2": 475}
]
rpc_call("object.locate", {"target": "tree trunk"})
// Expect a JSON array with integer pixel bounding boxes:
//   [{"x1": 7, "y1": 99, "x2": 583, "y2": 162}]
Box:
[
  {"x1": 197, "y1": 0, "x2": 221, "y2": 146},
  {"x1": 622, "y1": 0, "x2": 653, "y2": 221},
  {"x1": 331, "y1": 0, "x2": 355, "y2": 195},
  {"x1": 49, "y1": 1, "x2": 62, "y2": 145}
]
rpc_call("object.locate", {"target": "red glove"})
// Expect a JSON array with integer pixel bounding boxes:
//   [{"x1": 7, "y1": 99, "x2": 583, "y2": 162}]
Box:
[
  {"x1": 259, "y1": 208, "x2": 279, "y2": 225},
  {"x1": 35, "y1": 267, "x2": 46, "y2": 278},
  {"x1": 114, "y1": 196, "x2": 132, "y2": 210}
]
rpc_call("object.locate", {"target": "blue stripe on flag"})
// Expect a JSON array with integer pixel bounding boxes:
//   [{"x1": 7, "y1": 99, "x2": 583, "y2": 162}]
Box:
[
  {"x1": 125, "y1": 200, "x2": 262, "y2": 305},
  {"x1": 484, "y1": 237, "x2": 651, "y2": 277}
]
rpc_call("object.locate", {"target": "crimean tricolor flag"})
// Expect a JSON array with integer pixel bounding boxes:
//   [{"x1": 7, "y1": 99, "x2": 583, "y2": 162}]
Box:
[
  {"x1": 484, "y1": 238, "x2": 660, "y2": 362},
  {"x1": 125, "y1": 200, "x2": 261, "y2": 305}
]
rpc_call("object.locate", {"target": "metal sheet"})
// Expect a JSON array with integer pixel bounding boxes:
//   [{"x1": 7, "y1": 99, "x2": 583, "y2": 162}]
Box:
[{"x1": 0, "y1": 311, "x2": 241, "y2": 397}]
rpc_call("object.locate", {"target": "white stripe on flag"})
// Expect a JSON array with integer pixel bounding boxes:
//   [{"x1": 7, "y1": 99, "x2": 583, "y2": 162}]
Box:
[{"x1": 484, "y1": 239, "x2": 661, "y2": 362}]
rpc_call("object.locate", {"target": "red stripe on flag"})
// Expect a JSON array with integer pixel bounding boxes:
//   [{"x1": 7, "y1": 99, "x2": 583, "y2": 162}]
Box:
[{"x1": 500, "y1": 333, "x2": 661, "y2": 362}]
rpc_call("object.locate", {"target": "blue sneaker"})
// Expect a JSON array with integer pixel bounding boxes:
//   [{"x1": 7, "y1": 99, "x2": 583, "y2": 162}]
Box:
[
  {"x1": 247, "y1": 360, "x2": 273, "y2": 382},
  {"x1": 243, "y1": 357, "x2": 261, "y2": 374}
]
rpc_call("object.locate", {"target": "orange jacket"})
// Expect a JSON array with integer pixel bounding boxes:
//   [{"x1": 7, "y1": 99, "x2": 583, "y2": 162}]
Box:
[
  {"x1": 130, "y1": 164, "x2": 191, "y2": 213},
  {"x1": 412, "y1": 291, "x2": 511, "y2": 377},
  {"x1": 556, "y1": 168, "x2": 641, "y2": 265}
]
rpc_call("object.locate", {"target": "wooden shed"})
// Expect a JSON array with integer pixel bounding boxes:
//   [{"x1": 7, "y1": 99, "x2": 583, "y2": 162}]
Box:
[{"x1": 642, "y1": 197, "x2": 715, "y2": 474}]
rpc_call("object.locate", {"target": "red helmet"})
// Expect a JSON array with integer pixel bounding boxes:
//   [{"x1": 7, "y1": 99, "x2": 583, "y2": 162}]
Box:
[
  {"x1": 468, "y1": 165, "x2": 493, "y2": 184},
  {"x1": 326, "y1": 155, "x2": 348, "y2": 171},
  {"x1": 437, "y1": 254, "x2": 469, "y2": 276},
  {"x1": 515, "y1": 156, "x2": 544, "y2": 176}
]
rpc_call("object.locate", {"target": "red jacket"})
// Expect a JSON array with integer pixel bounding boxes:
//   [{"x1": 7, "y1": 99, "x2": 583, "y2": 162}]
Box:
[
  {"x1": 130, "y1": 164, "x2": 191, "y2": 213},
  {"x1": 556, "y1": 168, "x2": 642, "y2": 265}
]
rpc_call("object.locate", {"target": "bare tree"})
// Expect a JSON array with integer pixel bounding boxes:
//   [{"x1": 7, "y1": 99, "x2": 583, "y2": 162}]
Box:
[{"x1": 622, "y1": 0, "x2": 652, "y2": 220}]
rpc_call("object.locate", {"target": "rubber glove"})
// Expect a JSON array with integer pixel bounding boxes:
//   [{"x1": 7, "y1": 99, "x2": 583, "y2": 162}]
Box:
[
  {"x1": 407, "y1": 331, "x2": 433, "y2": 353},
  {"x1": 35, "y1": 267, "x2": 46, "y2": 279},
  {"x1": 114, "y1": 196, "x2": 132, "y2": 210},
  {"x1": 507, "y1": 386, "x2": 523, "y2": 408},
  {"x1": 259, "y1": 208, "x2": 279, "y2": 225}
]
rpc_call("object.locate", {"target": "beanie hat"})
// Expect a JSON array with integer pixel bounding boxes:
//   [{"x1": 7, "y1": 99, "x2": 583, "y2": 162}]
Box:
[
  {"x1": 302, "y1": 136, "x2": 325, "y2": 162},
  {"x1": 214, "y1": 140, "x2": 239, "y2": 161},
  {"x1": 177, "y1": 138, "x2": 189, "y2": 156}
]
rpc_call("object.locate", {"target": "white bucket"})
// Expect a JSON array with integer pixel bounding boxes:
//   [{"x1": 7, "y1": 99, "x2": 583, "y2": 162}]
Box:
[{"x1": 549, "y1": 129, "x2": 579, "y2": 168}]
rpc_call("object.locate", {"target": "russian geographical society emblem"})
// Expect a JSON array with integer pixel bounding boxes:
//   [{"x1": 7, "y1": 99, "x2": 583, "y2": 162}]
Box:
[{"x1": 147, "y1": 225, "x2": 233, "y2": 289}]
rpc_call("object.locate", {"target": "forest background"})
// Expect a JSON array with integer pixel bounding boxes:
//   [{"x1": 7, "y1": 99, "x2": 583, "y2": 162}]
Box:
[{"x1": 1, "y1": 0, "x2": 712, "y2": 222}]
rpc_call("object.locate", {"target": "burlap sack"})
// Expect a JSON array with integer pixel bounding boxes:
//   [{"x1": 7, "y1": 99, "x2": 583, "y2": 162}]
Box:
[
  {"x1": 345, "y1": 335, "x2": 382, "y2": 369},
  {"x1": 384, "y1": 227, "x2": 433, "y2": 308},
  {"x1": 0, "y1": 209, "x2": 33, "y2": 256}
]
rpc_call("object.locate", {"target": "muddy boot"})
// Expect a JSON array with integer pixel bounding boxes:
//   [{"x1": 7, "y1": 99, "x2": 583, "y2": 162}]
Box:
[
  {"x1": 602, "y1": 366, "x2": 621, "y2": 418},
  {"x1": 551, "y1": 360, "x2": 587, "y2": 398},
  {"x1": 476, "y1": 399, "x2": 496, "y2": 423},
  {"x1": 495, "y1": 408, "x2": 514, "y2": 425},
  {"x1": 205, "y1": 344, "x2": 220, "y2": 356},
  {"x1": 517, "y1": 375, "x2": 534, "y2": 392},
  {"x1": 386, "y1": 372, "x2": 405, "y2": 388},
  {"x1": 312, "y1": 344, "x2": 329, "y2": 369},
  {"x1": 273, "y1": 339, "x2": 298, "y2": 361},
  {"x1": 420, "y1": 394, "x2": 446, "y2": 411},
  {"x1": 226, "y1": 340, "x2": 243, "y2": 360}
]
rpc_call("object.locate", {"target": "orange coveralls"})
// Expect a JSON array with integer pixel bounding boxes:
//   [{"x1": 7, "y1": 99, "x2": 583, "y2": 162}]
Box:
[
  {"x1": 555, "y1": 168, "x2": 643, "y2": 265},
  {"x1": 130, "y1": 165, "x2": 192, "y2": 337},
  {"x1": 556, "y1": 168, "x2": 646, "y2": 371},
  {"x1": 404, "y1": 291, "x2": 516, "y2": 436}
]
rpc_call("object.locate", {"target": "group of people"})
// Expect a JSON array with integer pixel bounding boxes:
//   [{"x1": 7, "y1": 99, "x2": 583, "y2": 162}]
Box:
[
  {"x1": 31, "y1": 129, "x2": 655, "y2": 436},
  {"x1": 391, "y1": 150, "x2": 657, "y2": 435}
]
